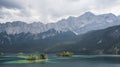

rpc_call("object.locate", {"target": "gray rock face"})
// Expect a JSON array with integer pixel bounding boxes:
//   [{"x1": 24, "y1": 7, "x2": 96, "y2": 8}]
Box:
[{"x1": 0, "y1": 12, "x2": 120, "y2": 35}]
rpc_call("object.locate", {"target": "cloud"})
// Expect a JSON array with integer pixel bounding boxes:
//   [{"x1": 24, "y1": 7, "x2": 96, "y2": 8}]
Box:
[
  {"x1": 0, "y1": 0, "x2": 23, "y2": 9},
  {"x1": 95, "y1": 0, "x2": 119, "y2": 5},
  {"x1": 0, "y1": 0, "x2": 120, "y2": 23}
]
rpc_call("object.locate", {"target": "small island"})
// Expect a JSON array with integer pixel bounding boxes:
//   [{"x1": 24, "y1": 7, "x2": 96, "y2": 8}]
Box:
[
  {"x1": 17, "y1": 52, "x2": 48, "y2": 62},
  {"x1": 56, "y1": 51, "x2": 73, "y2": 57},
  {"x1": 26, "y1": 53, "x2": 48, "y2": 61}
]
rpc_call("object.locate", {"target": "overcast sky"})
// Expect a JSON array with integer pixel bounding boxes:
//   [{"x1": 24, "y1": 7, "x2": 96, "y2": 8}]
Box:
[{"x1": 0, "y1": 0, "x2": 120, "y2": 23}]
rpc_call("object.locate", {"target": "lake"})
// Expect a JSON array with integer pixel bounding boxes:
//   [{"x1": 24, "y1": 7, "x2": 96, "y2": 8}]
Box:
[{"x1": 0, "y1": 54, "x2": 120, "y2": 67}]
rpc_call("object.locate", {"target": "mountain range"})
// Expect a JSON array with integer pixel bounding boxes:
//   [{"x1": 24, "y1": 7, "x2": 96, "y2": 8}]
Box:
[
  {"x1": 0, "y1": 12, "x2": 120, "y2": 35},
  {"x1": 0, "y1": 12, "x2": 120, "y2": 54}
]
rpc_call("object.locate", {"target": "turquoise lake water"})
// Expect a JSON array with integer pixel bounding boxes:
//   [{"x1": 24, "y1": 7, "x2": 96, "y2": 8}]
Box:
[{"x1": 0, "y1": 54, "x2": 120, "y2": 67}]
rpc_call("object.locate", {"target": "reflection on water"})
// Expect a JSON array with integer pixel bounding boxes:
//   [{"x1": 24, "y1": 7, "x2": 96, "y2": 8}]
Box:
[{"x1": 1, "y1": 54, "x2": 120, "y2": 67}]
